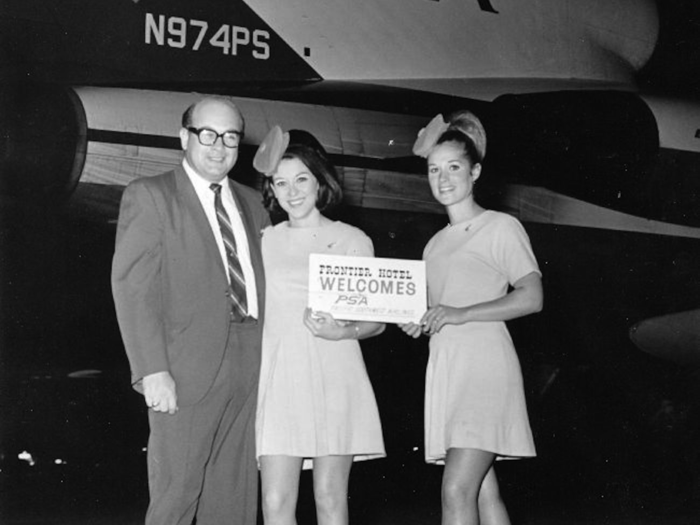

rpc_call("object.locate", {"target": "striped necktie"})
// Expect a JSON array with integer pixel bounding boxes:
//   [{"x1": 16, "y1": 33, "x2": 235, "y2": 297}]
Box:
[{"x1": 210, "y1": 183, "x2": 248, "y2": 318}]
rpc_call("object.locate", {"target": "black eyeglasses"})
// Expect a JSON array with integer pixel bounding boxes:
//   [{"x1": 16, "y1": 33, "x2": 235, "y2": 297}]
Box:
[{"x1": 187, "y1": 127, "x2": 242, "y2": 148}]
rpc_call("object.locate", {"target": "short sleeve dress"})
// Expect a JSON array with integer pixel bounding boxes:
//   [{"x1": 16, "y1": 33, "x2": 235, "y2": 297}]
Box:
[
  {"x1": 423, "y1": 210, "x2": 539, "y2": 463},
  {"x1": 256, "y1": 220, "x2": 385, "y2": 464}
]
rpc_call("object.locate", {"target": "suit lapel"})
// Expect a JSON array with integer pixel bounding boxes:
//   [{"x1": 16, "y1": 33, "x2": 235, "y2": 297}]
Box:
[{"x1": 173, "y1": 166, "x2": 228, "y2": 283}]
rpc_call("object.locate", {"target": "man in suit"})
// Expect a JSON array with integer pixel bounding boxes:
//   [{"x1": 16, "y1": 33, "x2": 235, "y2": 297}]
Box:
[{"x1": 112, "y1": 96, "x2": 270, "y2": 525}]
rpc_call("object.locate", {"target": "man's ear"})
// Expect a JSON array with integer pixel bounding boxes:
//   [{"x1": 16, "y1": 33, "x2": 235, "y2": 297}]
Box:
[{"x1": 179, "y1": 128, "x2": 189, "y2": 150}]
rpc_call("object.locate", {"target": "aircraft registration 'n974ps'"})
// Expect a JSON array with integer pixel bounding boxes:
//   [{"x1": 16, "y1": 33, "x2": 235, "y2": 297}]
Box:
[{"x1": 2, "y1": 0, "x2": 700, "y2": 517}]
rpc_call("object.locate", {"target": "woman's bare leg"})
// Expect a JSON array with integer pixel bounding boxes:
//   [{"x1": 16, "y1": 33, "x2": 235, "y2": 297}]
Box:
[
  {"x1": 312, "y1": 455, "x2": 354, "y2": 525},
  {"x1": 478, "y1": 465, "x2": 511, "y2": 525},
  {"x1": 441, "y1": 448, "x2": 495, "y2": 525},
  {"x1": 260, "y1": 455, "x2": 304, "y2": 525}
]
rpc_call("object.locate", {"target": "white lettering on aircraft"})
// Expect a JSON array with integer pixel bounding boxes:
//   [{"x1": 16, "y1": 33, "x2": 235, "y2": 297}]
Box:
[{"x1": 145, "y1": 13, "x2": 270, "y2": 59}]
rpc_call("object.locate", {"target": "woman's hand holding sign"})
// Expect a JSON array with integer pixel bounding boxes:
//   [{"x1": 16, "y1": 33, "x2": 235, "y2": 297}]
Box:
[
  {"x1": 399, "y1": 305, "x2": 467, "y2": 337},
  {"x1": 398, "y1": 322, "x2": 423, "y2": 339},
  {"x1": 304, "y1": 308, "x2": 385, "y2": 341},
  {"x1": 303, "y1": 308, "x2": 350, "y2": 341}
]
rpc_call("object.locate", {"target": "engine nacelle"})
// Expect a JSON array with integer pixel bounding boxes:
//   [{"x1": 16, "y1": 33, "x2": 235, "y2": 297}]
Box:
[
  {"x1": 0, "y1": 84, "x2": 87, "y2": 201},
  {"x1": 485, "y1": 90, "x2": 661, "y2": 220}
]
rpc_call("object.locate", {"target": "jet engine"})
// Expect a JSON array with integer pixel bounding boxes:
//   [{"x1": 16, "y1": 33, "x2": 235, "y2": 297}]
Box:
[{"x1": 0, "y1": 83, "x2": 87, "y2": 202}]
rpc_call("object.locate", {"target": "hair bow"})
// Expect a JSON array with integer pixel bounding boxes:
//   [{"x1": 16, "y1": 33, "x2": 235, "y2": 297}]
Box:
[
  {"x1": 456, "y1": 111, "x2": 487, "y2": 161},
  {"x1": 253, "y1": 125, "x2": 290, "y2": 176},
  {"x1": 412, "y1": 114, "x2": 449, "y2": 158},
  {"x1": 412, "y1": 112, "x2": 487, "y2": 161}
]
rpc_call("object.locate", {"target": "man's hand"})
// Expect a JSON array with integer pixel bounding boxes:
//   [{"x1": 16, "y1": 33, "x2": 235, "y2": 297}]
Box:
[{"x1": 143, "y1": 371, "x2": 178, "y2": 414}]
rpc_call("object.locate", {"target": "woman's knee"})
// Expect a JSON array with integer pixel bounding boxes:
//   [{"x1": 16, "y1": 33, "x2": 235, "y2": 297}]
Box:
[
  {"x1": 262, "y1": 486, "x2": 296, "y2": 518},
  {"x1": 313, "y1": 483, "x2": 347, "y2": 515},
  {"x1": 442, "y1": 476, "x2": 480, "y2": 507}
]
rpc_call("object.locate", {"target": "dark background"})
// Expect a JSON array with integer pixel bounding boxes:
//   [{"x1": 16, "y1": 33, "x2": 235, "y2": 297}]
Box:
[
  {"x1": 2, "y1": 2, "x2": 700, "y2": 524},
  {"x1": 640, "y1": 0, "x2": 700, "y2": 100}
]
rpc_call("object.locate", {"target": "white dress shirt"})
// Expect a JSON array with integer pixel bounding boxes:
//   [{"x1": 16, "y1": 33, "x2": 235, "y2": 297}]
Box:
[{"x1": 183, "y1": 160, "x2": 259, "y2": 318}]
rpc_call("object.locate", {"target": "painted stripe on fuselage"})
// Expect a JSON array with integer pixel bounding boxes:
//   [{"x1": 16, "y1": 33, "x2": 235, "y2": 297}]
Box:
[
  {"x1": 84, "y1": 127, "x2": 700, "y2": 240},
  {"x1": 87, "y1": 128, "x2": 410, "y2": 173},
  {"x1": 76, "y1": 87, "x2": 700, "y2": 240}
]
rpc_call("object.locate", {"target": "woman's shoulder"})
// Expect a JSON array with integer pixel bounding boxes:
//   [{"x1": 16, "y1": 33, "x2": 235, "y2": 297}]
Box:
[
  {"x1": 483, "y1": 211, "x2": 536, "y2": 255},
  {"x1": 483, "y1": 210, "x2": 526, "y2": 231},
  {"x1": 331, "y1": 220, "x2": 369, "y2": 239},
  {"x1": 331, "y1": 221, "x2": 374, "y2": 255},
  {"x1": 262, "y1": 221, "x2": 288, "y2": 237}
]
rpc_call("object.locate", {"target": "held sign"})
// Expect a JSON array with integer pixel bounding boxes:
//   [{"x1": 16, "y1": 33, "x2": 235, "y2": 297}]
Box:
[{"x1": 308, "y1": 254, "x2": 427, "y2": 324}]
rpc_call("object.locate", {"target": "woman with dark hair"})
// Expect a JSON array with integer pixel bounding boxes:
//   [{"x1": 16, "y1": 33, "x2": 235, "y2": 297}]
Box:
[
  {"x1": 253, "y1": 126, "x2": 385, "y2": 525},
  {"x1": 260, "y1": 131, "x2": 342, "y2": 220},
  {"x1": 401, "y1": 111, "x2": 543, "y2": 525}
]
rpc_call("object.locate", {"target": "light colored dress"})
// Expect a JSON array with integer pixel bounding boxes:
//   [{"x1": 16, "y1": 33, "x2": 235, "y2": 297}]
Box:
[
  {"x1": 423, "y1": 210, "x2": 539, "y2": 463},
  {"x1": 256, "y1": 220, "x2": 385, "y2": 464}
]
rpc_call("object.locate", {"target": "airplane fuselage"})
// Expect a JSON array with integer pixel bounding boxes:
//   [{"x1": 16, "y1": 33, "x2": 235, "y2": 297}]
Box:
[
  {"x1": 2, "y1": 0, "x2": 699, "y2": 361},
  {"x1": 3, "y1": 2, "x2": 700, "y2": 516}
]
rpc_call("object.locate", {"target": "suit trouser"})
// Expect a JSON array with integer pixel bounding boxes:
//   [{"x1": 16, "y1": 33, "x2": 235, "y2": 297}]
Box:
[{"x1": 145, "y1": 319, "x2": 261, "y2": 525}]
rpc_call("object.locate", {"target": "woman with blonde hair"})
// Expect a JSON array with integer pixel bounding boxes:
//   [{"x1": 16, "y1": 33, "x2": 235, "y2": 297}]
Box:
[{"x1": 402, "y1": 110, "x2": 543, "y2": 525}]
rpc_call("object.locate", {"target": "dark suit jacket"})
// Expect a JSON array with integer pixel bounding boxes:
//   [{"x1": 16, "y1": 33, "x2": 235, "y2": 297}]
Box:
[{"x1": 111, "y1": 165, "x2": 269, "y2": 406}]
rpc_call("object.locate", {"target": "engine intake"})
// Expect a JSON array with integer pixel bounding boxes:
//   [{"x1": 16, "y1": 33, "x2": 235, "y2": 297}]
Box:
[{"x1": 0, "y1": 84, "x2": 87, "y2": 201}]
